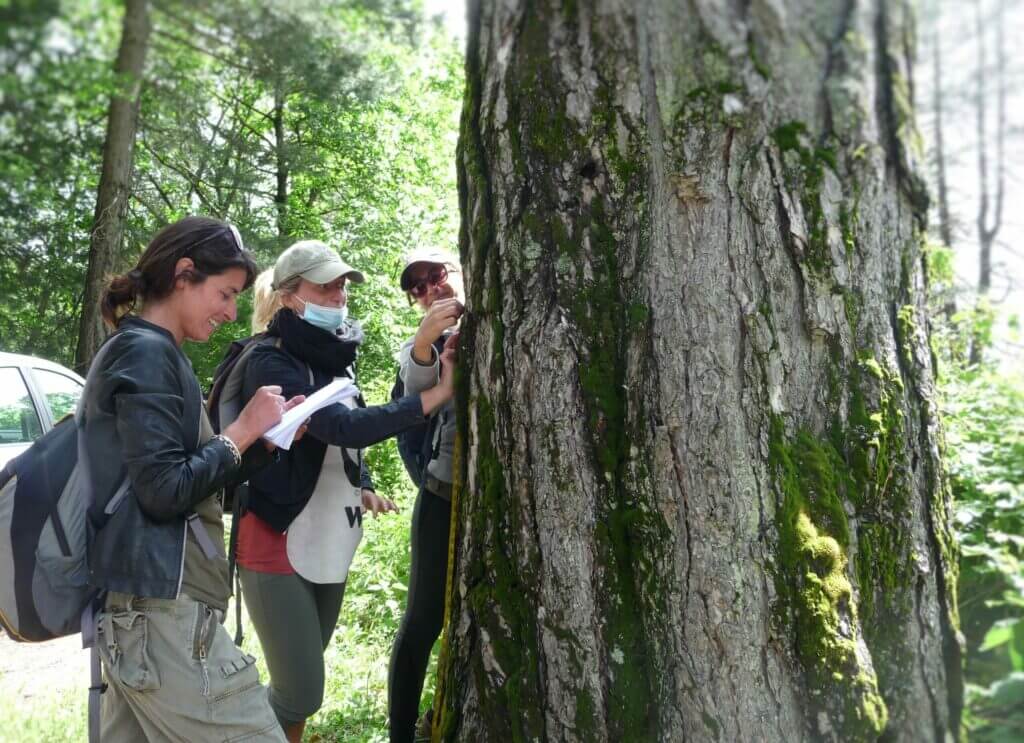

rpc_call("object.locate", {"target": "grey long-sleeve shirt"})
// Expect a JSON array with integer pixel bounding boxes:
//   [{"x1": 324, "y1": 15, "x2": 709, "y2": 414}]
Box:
[{"x1": 399, "y1": 334, "x2": 455, "y2": 484}]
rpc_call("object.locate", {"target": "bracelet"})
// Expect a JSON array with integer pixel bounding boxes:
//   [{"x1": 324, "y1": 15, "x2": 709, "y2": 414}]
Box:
[{"x1": 212, "y1": 434, "x2": 242, "y2": 467}]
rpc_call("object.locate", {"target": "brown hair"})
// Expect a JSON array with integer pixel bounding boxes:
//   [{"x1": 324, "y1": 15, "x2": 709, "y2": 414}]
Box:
[{"x1": 101, "y1": 216, "x2": 258, "y2": 328}]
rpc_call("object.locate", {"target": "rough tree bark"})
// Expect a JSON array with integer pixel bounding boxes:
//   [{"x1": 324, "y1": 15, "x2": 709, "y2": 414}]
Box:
[
  {"x1": 437, "y1": 1, "x2": 963, "y2": 741},
  {"x1": 75, "y1": 0, "x2": 151, "y2": 369}
]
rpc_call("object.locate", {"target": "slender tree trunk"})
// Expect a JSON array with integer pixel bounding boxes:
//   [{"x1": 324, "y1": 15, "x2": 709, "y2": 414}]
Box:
[
  {"x1": 437, "y1": 1, "x2": 963, "y2": 741},
  {"x1": 930, "y1": 0, "x2": 958, "y2": 325},
  {"x1": 973, "y1": 0, "x2": 992, "y2": 303},
  {"x1": 75, "y1": 0, "x2": 151, "y2": 369},
  {"x1": 273, "y1": 84, "x2": 289, "y2": 240},
  {"x1": 26, "y1": 282, "x2": 54, "y2": 351},
  {"x1": 932, "y1": 2, "x2": 952, "y2": 251},
  {"x1": 969, "y1": 0, "x2": 1005, "y2": 365}
]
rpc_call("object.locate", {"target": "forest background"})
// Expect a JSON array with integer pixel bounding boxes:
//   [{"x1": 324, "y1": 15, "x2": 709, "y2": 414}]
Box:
[{"x1": 0, "y1": 0, "x2": 1021, "y2": 741}]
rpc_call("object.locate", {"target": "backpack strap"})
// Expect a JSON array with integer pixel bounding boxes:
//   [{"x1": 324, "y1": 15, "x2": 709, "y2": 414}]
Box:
[
  {"x1": 185, "y1": 513, "x2": 219, "y2": 560},
  {"x1": 81, "y1": 592, "x2": 106, "y2": 743},
  {"x1": 226, "y1": 483, "x2": 250, "y2": 646},
  {"x1": 76, "y1": 339, "x2": 124, "y2": 743},
  {"x1": 417, "y1": 335, "x2": 449, "y2": 482},
  {"x1": 74, "y1": 337, "x2": 123, "y2": 509}
]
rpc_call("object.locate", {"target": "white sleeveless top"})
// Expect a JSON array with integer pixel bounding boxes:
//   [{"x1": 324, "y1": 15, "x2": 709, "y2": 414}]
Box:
[{"x1": 286, "y1": 393, "x2": 363, "y2": 584}]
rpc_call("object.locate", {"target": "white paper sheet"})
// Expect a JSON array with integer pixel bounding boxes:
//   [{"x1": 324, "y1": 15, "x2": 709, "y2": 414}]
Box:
[{"x1": 262, "y1": 377, "x2": 360, "y2": 450}]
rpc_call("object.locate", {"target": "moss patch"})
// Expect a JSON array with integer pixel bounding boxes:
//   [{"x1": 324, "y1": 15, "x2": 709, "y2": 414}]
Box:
[
  {"x1": 771, "y1": 121, "x2": 840, "y2": 274},
  {"x1": 770, "y1": 416, "x2": 889, "y2": 738}
]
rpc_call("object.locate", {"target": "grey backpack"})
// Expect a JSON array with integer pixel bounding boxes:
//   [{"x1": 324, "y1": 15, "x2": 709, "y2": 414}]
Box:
[{"x1": 0, "y1": 341, "x2": 121, "y2": 643}]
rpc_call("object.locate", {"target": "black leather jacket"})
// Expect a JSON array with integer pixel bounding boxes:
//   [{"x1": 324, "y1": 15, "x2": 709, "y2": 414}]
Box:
[{"x1": 84, "y1": 317, "x2": 270, "y2": 598}]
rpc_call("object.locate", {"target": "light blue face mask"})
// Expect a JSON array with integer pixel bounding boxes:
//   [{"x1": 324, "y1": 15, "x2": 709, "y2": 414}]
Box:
[{"x1": 300, "y1": 299, "x2": 348, "y2": 333}]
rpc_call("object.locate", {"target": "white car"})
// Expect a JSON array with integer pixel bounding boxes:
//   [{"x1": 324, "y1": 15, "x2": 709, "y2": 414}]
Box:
[{"x1": 0, "y1": 352, "x2": 85, "y2": 471}]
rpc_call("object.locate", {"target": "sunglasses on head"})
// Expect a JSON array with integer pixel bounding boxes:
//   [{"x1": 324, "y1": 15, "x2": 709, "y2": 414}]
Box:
[{"x1": 409, "y1": 265, "x2": 448, "y2": 298}]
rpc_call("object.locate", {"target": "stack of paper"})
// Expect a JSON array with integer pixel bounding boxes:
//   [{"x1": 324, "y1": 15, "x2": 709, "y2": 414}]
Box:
[{"x1": 263, "y1": 378, "x2": 360, "y2": 450}]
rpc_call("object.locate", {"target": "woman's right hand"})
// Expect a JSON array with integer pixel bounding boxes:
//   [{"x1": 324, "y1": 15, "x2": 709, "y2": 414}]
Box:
[
  {"x1": 224, "y1": 386, "x2": 304, "y2": 453},
  {"x1": 412, "y1": 298, "x2": 463, "y2": 363}
]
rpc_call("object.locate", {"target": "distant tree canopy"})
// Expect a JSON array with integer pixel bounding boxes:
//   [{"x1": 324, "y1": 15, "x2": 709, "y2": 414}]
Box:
[{"x1": 0, "y1": 0, "x2": 462, "y2": 408}]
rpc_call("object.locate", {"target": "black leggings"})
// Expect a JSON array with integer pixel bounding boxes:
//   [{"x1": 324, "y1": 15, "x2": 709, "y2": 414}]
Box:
[{"x1": 388, "y1": 488, "x2": 451, "y2": 742}]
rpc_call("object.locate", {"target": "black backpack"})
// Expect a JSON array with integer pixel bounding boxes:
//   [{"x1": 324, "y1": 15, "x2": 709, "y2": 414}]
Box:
[
  {"x1": 208, "y1": 333, "x2": 268, "y2": 438},
  {"x1": 206, "y1": 333, "x2": 271, "y2": 645},
  {"x1": 390, "y1": 337, "x2": 446, "y2": 486}
]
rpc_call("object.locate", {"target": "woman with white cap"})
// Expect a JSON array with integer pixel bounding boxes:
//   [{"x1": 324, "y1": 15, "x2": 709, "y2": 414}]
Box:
[
  {"x1": 388, "y1": 248, "x2": 464, "y2": 742},
  {"x1": 236, "y1": 240, "x2": 458, "y2": 742}
]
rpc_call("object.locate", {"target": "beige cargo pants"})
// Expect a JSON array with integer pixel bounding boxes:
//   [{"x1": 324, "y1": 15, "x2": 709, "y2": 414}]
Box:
[{"x1": 97, "y1": 592, "x2": 286, "y2": 742}]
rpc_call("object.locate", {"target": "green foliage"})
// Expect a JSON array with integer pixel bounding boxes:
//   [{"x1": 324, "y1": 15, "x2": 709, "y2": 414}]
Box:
[
  {"x1": 0, "y1": 1, "x2": 120, "y2": 367},
  {"x1": 942, "y1": 366, "x2": 1024, "y2": 739},
  {"x1": 0, "y1": 3, "x2": 461, "y2": 740},
  {"x1": 0, "y1": 689, "x2": 86, "y2": 743},
  {"x1": 1, "y1": 0, "x2": 462, "y2": 493}
]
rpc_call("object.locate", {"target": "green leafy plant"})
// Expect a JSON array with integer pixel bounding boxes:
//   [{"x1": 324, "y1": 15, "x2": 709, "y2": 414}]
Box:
[{"x1": 943, "y1": 365, "x2": 1024, "y2": 740}]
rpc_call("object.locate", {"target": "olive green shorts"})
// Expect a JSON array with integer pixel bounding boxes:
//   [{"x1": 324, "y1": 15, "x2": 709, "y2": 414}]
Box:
[{"x1": 97, "y1": 592, "x2": 286, "y2": 742}]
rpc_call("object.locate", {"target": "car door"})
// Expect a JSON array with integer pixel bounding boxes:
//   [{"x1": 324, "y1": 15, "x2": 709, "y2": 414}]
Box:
[
  {"x1": 0, "y1": 366, "x2": 44, "y2": 470},
  {"x1": 29, "y1": 367, "x2": 85, "y2": 430}
]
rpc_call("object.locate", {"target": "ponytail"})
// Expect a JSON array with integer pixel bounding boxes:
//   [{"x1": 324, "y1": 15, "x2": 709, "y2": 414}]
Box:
[
  {"x1": 250, "y1": 269, "x2": 283, "y2": 334},
  {"x1": 100, "y1": 269, "x2": 146, "y2": 329}
]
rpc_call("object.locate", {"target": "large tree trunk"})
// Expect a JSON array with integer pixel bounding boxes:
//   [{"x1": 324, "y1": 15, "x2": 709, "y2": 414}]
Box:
[
  {"x1": 75, "y1": 0, "x2": 151, "y2": 369},
  {"x1": 437, "y1": 1, "x2": 963, "y2": 741}
]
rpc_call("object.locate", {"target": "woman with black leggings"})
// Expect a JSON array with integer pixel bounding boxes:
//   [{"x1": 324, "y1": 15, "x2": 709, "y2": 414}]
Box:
[{"x1": 388, "y1": 249, "x2": 464, "y2": 742}]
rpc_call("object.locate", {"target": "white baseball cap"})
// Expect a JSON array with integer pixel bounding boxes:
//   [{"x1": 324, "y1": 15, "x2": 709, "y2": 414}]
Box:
[{"x1": 399, "y1": 248, "x2": 459, "y2": 291}]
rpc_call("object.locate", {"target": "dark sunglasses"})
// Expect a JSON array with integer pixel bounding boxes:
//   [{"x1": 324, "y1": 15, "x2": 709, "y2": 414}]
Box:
[{"x1": 409, "y1": 265, "x2": 448, "y2": 298}]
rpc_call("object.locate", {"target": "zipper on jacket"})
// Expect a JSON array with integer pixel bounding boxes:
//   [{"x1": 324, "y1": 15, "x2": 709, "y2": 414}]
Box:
[
  {"x1": 175, "y1": 390, "x2": 205, "y2": 599},
  {"x1": 175, "y1": 524, "x2": 187, "y2": 599}
]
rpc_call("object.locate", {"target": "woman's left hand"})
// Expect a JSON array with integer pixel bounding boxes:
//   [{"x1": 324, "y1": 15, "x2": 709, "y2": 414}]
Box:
[{"x1": 361, "y1": 489, "x2": 399, "y2": 518}]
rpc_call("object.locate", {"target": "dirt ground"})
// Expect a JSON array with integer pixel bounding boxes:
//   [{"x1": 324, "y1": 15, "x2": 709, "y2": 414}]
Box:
[{"x1": 0, "y1": 632, "x2": 87, "y2": 702}]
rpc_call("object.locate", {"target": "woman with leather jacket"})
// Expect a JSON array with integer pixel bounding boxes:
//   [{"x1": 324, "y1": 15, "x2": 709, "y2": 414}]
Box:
[
  {"x1": 236, "y1": 240, "x2": 457, "y2": 743},
  {"x1": 84, "y1": 216, "x2": 301, "y2": 742}
]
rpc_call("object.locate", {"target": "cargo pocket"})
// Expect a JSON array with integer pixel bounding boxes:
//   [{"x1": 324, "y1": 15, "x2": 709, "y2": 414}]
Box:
[
  {"x1": 194, "y1": 606, "x2": 261, "y2": 705},
  {"x1": 210, "y1": 649, "x2": 260, "y2": 704},
  {"x1": 98, "y1": 609, "x2": 160, "y2": 692},
  {"x1": 196, "y1": 615, "x2": 278, "y2": 741}
]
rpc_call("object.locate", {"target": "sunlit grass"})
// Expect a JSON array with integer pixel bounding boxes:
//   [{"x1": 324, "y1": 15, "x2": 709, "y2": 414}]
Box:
[{"x1": 0, "y1": 688, "x2": 86, "y2": 743}]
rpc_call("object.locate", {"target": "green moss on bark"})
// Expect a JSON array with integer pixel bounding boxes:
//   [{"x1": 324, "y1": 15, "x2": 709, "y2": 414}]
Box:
[
  {"x1": 770, "y1": 416, "x2": 889, "y2": 739},
  {"x1": 771, "y1": 121, "x2": 840, "y2": 274}
]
